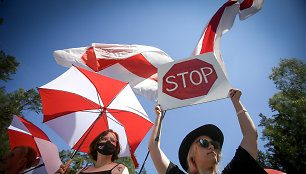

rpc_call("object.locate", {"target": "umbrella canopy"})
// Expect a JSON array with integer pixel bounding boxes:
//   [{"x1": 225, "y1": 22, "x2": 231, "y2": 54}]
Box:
[
  {"x1": 38, "y1": 65, "x2": 153, "y2": 166},
  {"x1": 7, "y1": 115, "x2": 50, "y2": 157},
  {"x1": 7, "y1": 115, "x2": 62, "y2": 174}
]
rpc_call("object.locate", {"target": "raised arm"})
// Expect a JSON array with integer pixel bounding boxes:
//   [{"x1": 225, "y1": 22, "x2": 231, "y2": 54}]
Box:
[
  {"x1": 148, "y1": 105, "x2": 170, "y2": 174},
  {"x1": 229, "y1": 89, "x2": 258, "y2": 159}
]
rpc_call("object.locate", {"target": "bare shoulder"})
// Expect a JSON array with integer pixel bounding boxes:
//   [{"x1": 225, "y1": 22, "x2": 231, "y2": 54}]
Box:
[{"x1": 113, "y1": 164, "x2": 129, "y2": 174}]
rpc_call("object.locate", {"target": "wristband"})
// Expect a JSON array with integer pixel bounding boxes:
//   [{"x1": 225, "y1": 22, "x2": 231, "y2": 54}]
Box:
[{"x1": 237, "y1": 109, "x2": 247, "y2": 115}]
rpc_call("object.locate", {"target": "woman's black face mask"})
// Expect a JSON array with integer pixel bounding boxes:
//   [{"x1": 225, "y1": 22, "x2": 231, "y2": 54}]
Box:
[{"x1": 97, "y1": 141, "x2": 116, "y2": 155}]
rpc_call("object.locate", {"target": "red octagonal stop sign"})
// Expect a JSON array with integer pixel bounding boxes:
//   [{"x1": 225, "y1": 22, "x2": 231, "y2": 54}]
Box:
[{"x1": 162, "y1": 59, "x2": 217, "y2": 100}]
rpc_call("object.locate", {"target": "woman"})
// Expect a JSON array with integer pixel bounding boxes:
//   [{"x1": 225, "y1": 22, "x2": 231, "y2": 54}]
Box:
[
  {"x1": 148, "y1": 89, "x2": 267, "y2": 174},
  {"x1": 0, "y1": 146, "x2": 40, "y2": 174},
  {"x1": 56, "y1": 129, "x2": 129, "y2": 174}
]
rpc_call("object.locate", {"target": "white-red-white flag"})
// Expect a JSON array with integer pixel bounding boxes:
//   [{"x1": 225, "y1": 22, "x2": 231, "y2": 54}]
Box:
[
  {"x1": 54, "y1": 43, "x2": 173, "y2": 102},
  {"x1": 191, "y1": 0, "x2": 264, "y2": 77}
]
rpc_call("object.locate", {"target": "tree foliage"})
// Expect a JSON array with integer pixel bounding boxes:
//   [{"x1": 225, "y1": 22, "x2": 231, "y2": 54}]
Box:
[
  {"x1": 0, "y1": 52, "x2": 42, "y2": 160},
  {"x1": 258, "y1": 58, "x2": 305, "y2": 173},
  {"x1": 59, "y1": 149, "x2": 147, "y2": 174},
  {"x1": 59, "y1": 149, "x2": 94, "y2": 174},
  {"x1": 0, "y1": 50, "x2": 20, "y2": 82}
]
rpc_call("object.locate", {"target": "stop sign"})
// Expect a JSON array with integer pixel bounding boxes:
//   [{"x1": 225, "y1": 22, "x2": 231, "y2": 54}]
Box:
[{"x1": 162, "y1": 59, "x2": 217, "y2": 100}]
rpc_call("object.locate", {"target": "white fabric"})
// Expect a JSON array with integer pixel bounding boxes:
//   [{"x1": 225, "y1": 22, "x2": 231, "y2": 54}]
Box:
[
  {"x1": 8, "y1": 115, "x2": 32, "y2": 135},
  {"x1": 54, "y1": 47, "x2": 89, "y2": 69},
  {"x1": 191, "y1": 0, "x2": 264, "y2": 77},
  {"x1": 213, "y1": 3, "x2": 239, "y2": 77},
  {"x1": 237, "y1": 0, "x2": 264, "y2": 20},
  {"x1": 53, "y1": 43, "x2": 174, "y2": 102},
  {"x1": 45, "y1": 110, "x2": 99, "y2": 148},
  {"x1": 40, "y1": 66, "x2": 103, "y2": 107},
  {"x1": 92, "y1": 43, "x2": 168, "y2": 60},
  {"x1": 107, "y1": 84, "x2": 151, "y2": 122},
  {"x1": 96, "y1": 63, "x2": 158, "y2": 102},
  {"x1": 35, "y1": 137, "x2": 62, "y2": 174}
]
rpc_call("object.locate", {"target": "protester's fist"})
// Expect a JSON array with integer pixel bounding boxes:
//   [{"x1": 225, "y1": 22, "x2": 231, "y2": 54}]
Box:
[
  {"x1": 229, "y1": 89, "x2": 242, "y2": 102},
  {"x1": 154, "y1": 105, "x2": 162, "y2": 118},
  {"x1": 54, "y1": 164, "x2": 69, "y2": 174}
]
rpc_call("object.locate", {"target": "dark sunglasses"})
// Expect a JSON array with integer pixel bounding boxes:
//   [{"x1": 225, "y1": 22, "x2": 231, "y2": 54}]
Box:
[{"x1": 197, "y1": 138, "x2": 220, "y2": 149}]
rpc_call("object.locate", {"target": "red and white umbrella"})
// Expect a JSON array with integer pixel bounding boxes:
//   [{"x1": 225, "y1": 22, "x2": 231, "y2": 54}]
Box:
[
  {"x1": 7, "y1": 115, "x2": 62, "y2": 174},
  {"x1": 38, "y1": 65, "x2": 153, "y2": 167}
]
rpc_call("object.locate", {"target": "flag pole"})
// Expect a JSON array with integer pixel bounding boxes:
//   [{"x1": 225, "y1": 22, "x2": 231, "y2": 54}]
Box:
[
  {"x1": 22, "y1": 163, "x2": 45, "y2": 173},
  {"x1": 138, "y1": 151, "x2": 149, "y2": 174},
  {"x1": 138, "y1": 110, "x2": 167, "y2": 174}
]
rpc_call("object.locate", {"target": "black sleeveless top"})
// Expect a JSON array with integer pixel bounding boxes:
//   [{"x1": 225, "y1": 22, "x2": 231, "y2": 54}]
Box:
[{"x1": 79, "y1": 164, "x2": 120, "y2": 174}]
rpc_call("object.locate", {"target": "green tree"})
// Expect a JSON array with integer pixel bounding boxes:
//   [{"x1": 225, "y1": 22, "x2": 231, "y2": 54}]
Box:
[
  {"x1": 0, "y1": 52, "x2": 42, "y2": 159},
  {"x1": 258, "y1": 58, "x2": 305, "y2": 173},
  {"x1": 59, "y1": 149, "x2": 146, "y2": 174},
  {"x1": 59, "y1": 149, "x2": 95, "y2": 174},
  {"x1": 0, "y1": 51, "x2": 19, "y2": 82}
]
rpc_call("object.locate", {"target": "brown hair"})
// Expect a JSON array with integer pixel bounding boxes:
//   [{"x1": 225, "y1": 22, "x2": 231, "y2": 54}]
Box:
[
  {"x1": 14, "y1": 146, "x2": 40, "y2": 170},
  {"x1": 89, "y1": 129, "x2": 120, "y2": 161}
]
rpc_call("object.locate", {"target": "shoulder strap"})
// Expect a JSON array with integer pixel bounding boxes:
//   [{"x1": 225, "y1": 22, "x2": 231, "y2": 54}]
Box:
[
  {"x1": 79, "y1": 166, "x2": 90, "y2": 173},
  {"x1": 110, "y1": 163, "x2": 121, "y2": 171}
]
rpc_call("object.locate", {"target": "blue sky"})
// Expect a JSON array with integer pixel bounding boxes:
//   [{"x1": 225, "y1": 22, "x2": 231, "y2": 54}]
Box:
[{"x1": 1, "y1": 0, "x2": 305, "y2": 173}]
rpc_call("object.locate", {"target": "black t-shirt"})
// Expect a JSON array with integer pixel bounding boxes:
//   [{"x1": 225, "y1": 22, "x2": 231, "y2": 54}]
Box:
[{"x1": 166, "y1": 146, "x2": 268, "y2": 174}]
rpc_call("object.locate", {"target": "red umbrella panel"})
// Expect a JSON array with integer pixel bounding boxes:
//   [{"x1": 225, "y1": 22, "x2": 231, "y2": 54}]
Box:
[
  {"x1": 38, "y1": 66, "x2": 153, "y2": 166},
  {"x1": 7, "y1": 115, "x2": 62, "y2": 173},
  {"x1": 7, "y1": 115, "x2": 50, "y2": 157}
]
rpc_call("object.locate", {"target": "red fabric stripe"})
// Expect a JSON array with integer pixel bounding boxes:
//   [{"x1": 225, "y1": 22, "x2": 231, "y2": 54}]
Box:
[
  {"x1": 81, "y1": 47, "x2": 99, "y2": 72},
  {"x1": 240, "y1": 0, "x2": 253, "y2": 10},
  {"x1": 119, "y1": 54, "x2": 158, "y2": 82},
  {"x1": 131, "y1": 153, "x2": 139, "y2": 168},
  {"x1": 108, "y1": 109, "x2": 153, "y2": 157},
  {"x1": 7, "y1": 130, "x2": 41, "y2": 157},
  {"x1": 72, "y1": 113, "x2": 109, "y2": 153},
  {"x1": 17, "y1": 115, "x2": 50, "y2": 141},
  {"x1": 81, "y1": 47, "x2": 158, "y2": 82},
  {"x1": 81, "y1": 46, "x2": 119, "y2": 72},
  {"x1": 75, "y1": 66, "x2": 128, "y2": 106},
  {"x1": 200, "y1": 1, "x2": 237, "y2": 54},
  {"x1": 38, "y1": 88, "x2": 101, "y2": 122}
]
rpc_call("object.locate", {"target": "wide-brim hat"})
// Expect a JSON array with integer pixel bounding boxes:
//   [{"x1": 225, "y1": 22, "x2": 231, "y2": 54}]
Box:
[{"x1": 178, "y1": 124, "x2": 224, "y2": 171}]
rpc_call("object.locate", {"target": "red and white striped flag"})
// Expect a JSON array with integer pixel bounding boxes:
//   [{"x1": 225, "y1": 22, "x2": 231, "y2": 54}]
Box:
[
  {"x1": 192, "y1": 0, "x2": 264, "y2": 77},
  {"x1": 54, "y1": 0, "x2": 263, "y2": 102},
  {"x1": 54, "y1": 43, "x2": 173, "y2": 102}
]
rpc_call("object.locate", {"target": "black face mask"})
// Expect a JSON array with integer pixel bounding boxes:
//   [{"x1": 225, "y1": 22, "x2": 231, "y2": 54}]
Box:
[{"x1": 97, "y1": 141, "x2": 116, "y2": 155}]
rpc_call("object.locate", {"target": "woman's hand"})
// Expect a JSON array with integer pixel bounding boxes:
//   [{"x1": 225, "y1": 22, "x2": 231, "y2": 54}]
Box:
[
  {"x1": 54, "y1": 164, "x2": 69, "y2": 174},
  {"x1": 153, "y1": 105, "x2": 163, "y2": 118},
  {"x1": 229, "y1": 88, "x2": 242, "y2": 103}
]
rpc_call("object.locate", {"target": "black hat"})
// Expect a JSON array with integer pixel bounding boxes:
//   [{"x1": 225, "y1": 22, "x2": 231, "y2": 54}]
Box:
[{"x1": 178, "y1": 124, "x2": 224, "y2": 172}]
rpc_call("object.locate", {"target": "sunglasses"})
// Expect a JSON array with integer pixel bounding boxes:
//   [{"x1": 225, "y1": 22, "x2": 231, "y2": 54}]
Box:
[{"x1": 197, "y1": 138, "x2": 220, "y2": 149}]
